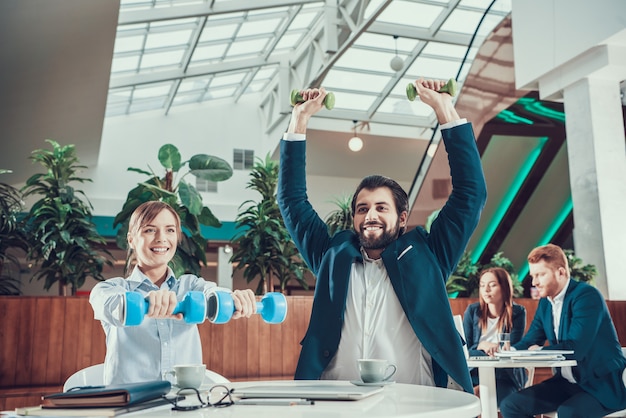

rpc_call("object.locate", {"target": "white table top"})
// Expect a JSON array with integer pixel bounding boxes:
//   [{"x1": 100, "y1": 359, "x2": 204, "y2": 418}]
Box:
[{"x1": 127, "y1": 380, "x2": 481, "y2": 418}]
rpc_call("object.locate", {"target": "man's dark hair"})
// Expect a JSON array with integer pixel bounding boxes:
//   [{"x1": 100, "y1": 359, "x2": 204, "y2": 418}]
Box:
[{"x1": 351, "y1": 175, "x2": 409, "y2": 233}]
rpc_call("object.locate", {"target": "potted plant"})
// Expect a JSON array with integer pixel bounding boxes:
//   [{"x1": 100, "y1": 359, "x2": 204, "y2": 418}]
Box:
[
  {"x1": 0, "y1": 170, "x2": 28, "y2": 295},
  {"x1": 324, "y1": 194, "x2": 353, "y2": 235},
  {"x1": 564, "y1": 249, "x2": 597, "y2": 284},
  {"x1": 113, "y1": 144, "x2": 233, "y2": 277},
  {"x1": 229, "y1": 154, "x2": 310, "y2": 294},
  {"x1": 20, "y1": 141, "x2": 112, "y2": 296}
]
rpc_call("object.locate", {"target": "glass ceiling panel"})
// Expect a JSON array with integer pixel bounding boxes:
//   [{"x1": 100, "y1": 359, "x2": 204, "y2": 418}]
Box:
[
  {"x1": 179, "y1": 78, "x2": 209, "y2": 92},
  {"x1": 332, "y1": 92, "x2": 379, "y2": 112},
  {"x1": 274, "y1": 33, "x2": 304, "y2": 50},
  {"x1": 406, "y1": 57, "x2": 462, "y2": 79},
  {"x1": 130, "y1": 97, "x2": 167, "y2": 113},
  {"x1": 108, "y1": 0, "x2": 512, "y2": 123},
  {"x1": 114, "y1": 35, "x2": 144, "y2": 53},
  {"x1": 441, "y1": 8, "x2": 501, "y2": 35},
  {"x1": 140, "y1": 50, "x2": 185, "y2": 70},
  {"x1": 111, "y1": 56, "x2": 140, "y2": 73},
  {"x1": 189, "y1": 44, "x2": 228, "y2": 63},
  {"x1": 376, "y1": 1, "x2": 443, "y2": 28},
  {"x1": 200, "y1": 23, "x2": 238, "y2": 41},
  {"x1": 227, "y1": 38, "x2": 270, "y2": 57},
  {"x1": 238, "y1": 19, "x2": 283, "y2": 37},
  {"x1": 145, "y1": 30, "x2": 192, "y2": 48},
  {"x1": 210, "y1": 72, "x2": 246, "y2": 87},
  {"x1": 133, "y1": 83, "x2": 171, "y2": 98},
  {"x1": 205, "y1": 86, "x2": 238, "y2": 100},
  {"x1": 333, "y1": 48, "x2": 398, "y2": 74},
  {"x1": 421, "y1": 42, "x2": 473, "y2": 60},
  {"x1": 324, "y1": 70, "x2": 391, "y2": 93}
]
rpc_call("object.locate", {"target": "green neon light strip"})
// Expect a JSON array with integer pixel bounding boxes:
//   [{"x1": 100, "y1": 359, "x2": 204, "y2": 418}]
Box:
[
  {"x1": 495, "y1": 109, "x2": 534, "y2": 125},
  {"x1": 517, "y1": 97, "x2": 566, "y2": 123},
  {"x1": 517, "y1": 197, "x2": 573, "y2": 280},
  {"x1": 471, "y1": 137, "x2": 549, "y2": 264}
]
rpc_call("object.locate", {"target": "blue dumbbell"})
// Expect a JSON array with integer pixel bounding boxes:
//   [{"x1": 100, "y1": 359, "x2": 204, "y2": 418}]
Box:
[
  {"x1": 207, "y1": 290, "x2": 287, "y2": 324},
  {"x1": 124, "y1": 291, "x2": 206, "y2": 326}
]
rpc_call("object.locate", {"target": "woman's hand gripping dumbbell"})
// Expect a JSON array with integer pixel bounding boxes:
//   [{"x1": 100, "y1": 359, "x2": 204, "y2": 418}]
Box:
[
  {"x1": 123, "y1": 289, "x2": 287, "y2": 326},
  {"x1": 406, "y1": 78, "x2": 457, "y2": 101}
]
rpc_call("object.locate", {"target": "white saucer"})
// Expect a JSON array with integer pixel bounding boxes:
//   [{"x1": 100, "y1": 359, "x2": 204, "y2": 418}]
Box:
[{"x1": 350, "y1": 380, "x2": 395, "y2": 387}]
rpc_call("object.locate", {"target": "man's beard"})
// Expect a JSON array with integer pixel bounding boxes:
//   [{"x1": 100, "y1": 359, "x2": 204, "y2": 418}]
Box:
[{"x1": 358, "y1": 220, "x2": 401, "y2": 250}]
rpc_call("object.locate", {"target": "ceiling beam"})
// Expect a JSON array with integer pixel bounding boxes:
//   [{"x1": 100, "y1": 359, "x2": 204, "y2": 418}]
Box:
[{"x1": 118, "y1": 0, "x2": 321, "y2": 25}]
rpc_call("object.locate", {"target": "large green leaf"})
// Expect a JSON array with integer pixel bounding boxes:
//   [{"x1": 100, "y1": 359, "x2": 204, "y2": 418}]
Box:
[
  {"x1": 127, "y1": 167, "x2": 153, "y2": 177},
  {"x1": 198, "y1": 206, "x2": 221, "y2": 228},
  {"x1": 189, "y1": 154, "x2": 233, "y2": 182},
  {"x1": 158, "y1": 144, "x2": 182, "y2": 172},
  {"x1": 178, "y1": 181, "x2": 203, "y2": 215}
]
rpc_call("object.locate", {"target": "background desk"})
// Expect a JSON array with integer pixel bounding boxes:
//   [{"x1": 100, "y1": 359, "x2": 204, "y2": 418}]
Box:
[
  {"x1": 133, "y1": 380, "x2": 481, "y2": 418},
  {"x1": 467, "y1": 358, "x2": 577, "y2": 418}
]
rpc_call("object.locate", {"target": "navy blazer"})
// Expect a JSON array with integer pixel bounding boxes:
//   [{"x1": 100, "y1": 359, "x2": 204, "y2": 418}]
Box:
[
  {"x1": 514, "y1": 279, "x2": 626, "y2": 410},
  {"x1": 463, "y1": 302, "x2": 527, "y2": 388},
  {"x1": 277, "y1": 123, "x2": 487, "y2": 393}
]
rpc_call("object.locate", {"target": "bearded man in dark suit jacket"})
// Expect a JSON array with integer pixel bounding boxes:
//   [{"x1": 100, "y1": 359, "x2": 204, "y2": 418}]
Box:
[
  {"x1": 277, "y1": 79, "x2": 487, "y2": 393},
  {"x1": 500, "y1": 244, "x2": 626, "y2": 418}
]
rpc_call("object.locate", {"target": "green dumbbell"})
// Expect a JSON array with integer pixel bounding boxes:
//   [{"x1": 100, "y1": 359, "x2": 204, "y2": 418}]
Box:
[
  {"x1": 406, "y1": 78, "x2": 457, "y2": 101},
  {"x1": 290, "y1": 89, "x2": 335, "y2": 110}
]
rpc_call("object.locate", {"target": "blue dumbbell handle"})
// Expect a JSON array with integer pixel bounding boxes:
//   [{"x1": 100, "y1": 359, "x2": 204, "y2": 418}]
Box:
[
  {"x1": 124, "y1": 291, "x2": 206, "y2": 326},
  {"x1": 207, "y1": 290, "x2": 288, "y2": 324}
]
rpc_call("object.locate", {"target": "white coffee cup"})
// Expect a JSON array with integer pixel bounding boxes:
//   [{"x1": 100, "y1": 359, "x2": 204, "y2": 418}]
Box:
[
  {"x1": 166, "y1": 364, "x2": 205, "y2": 389},
  {"x1": 357, "y1": 359, "x2": 397, "y2": 383}
]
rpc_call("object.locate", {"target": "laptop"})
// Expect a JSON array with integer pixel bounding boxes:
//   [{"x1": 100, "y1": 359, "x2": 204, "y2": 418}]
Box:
[{"x1": 233, "y1": 382, "x2": 384, "y2": 401}]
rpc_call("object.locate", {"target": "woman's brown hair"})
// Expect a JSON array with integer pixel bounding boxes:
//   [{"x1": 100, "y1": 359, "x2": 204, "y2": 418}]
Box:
[{"x1": 478, "y1": 267, "x2": 514, "y2": 333}]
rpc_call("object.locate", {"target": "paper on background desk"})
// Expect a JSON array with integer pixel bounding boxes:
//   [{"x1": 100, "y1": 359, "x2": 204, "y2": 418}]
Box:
[{"x1": 496, "y1": 350, "x2": 574, "y2": 357}]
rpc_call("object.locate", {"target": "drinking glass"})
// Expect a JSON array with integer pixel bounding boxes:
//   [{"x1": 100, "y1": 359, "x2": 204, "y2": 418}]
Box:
[{"x1": 498, "y1": 333, "x2": 511, "y2": 352}]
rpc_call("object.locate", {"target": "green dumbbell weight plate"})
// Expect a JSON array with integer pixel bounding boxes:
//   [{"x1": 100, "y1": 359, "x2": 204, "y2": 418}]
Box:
[
  {"x1": 289, "y1": 89, "x2": 335, "y2": 110},
  {"x1": 406, "y1": 84, "x2": 418, "y2": 102}
]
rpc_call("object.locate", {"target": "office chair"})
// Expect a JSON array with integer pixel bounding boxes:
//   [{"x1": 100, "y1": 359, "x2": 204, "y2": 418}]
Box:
[{"x1": 63, "y1": 363, "x2": 105, "y2": 392}]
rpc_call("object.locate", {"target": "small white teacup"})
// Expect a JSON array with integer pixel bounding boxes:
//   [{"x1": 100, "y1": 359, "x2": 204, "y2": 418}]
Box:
[
  {"x1": 357, "y1": 359, "x2": 397, "y2": 383},
  {"x1": 165, "y1": 364, "x2": 205, "y2": 389}
]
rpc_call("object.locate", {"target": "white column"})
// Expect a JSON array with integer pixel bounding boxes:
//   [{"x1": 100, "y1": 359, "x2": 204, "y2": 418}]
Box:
[
  {"x1": 217, "y1": 245, "x2": 233, "y2": 290},
  {"x1": 562, "y1": 77, "x2": 626, "y2": 299}
]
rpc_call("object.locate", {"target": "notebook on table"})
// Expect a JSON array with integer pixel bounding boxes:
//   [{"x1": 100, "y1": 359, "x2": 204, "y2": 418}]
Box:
[
  {"x1": 233, "y1": 382, "x2": 384, "y2": 401},
  {"x1": 496, "y1": 350, "x2": 574, "y2": 358},
  {"x1": 496, "y1": 350, "x2": 573, "y2": 362}
]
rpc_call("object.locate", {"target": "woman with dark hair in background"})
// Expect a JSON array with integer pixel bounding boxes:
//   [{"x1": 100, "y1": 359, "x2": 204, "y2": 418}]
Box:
[{"x1": 463, "y1": 267, "x2": 527, "y2": 405}]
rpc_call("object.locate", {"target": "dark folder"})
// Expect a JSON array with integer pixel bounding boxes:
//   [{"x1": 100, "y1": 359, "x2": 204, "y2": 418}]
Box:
[{"x1": 42, "y1": 380, "x2": 171, "y2": 408}]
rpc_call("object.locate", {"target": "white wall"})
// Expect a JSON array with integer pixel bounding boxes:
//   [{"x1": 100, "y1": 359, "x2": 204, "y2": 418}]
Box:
[
  {"x1": 84, "y1": 95, "x2": 274, "y2": 222},
  {"x1": 512, "y1": 0, "x2": 626, "y2": 90}
]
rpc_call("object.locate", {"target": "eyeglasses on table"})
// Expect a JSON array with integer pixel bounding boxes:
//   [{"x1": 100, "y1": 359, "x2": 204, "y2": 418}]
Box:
[{"x1": 163, "y1": 384, "x2": 235, "y2": 411}]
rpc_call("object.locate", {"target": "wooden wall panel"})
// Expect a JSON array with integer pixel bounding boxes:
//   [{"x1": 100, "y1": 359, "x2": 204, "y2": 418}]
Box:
[
  {"x1": 607, "y1": 301, "x2": 626, "y2": 345},
  {"x1": 0, "y1": 298, "x2": 20, "y2": 386},
  {"x1": 14, "y1": 298, "x2": 36, "y2": 387},
  {"x1": 45, "y1": 298, "x2": 65, "y2": 385}
]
